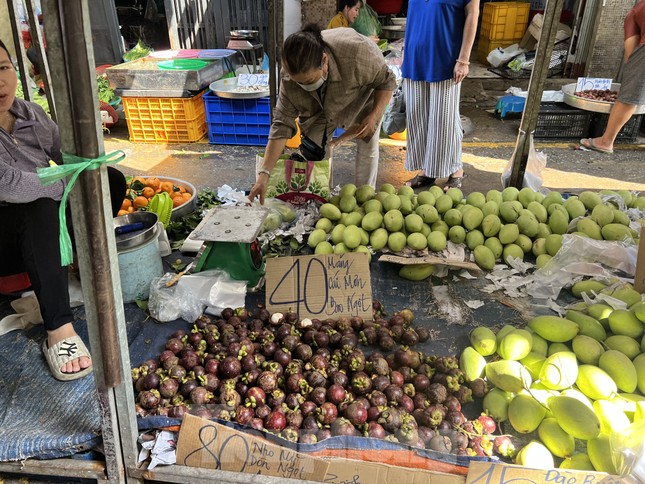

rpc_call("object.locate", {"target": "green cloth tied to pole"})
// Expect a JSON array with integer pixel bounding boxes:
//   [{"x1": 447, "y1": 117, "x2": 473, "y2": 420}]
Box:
[{"x1": 37, "y1": 150, "x2": 126, "y2": 266}]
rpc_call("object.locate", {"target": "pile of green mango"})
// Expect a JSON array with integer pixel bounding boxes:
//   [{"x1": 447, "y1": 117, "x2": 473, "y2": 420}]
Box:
[
  {"x1": 308, "y1": 183, "x2": 643, "y2": 273},
  {"x1": 459, "y1": 281, "x2": 645, "y2": 472}
]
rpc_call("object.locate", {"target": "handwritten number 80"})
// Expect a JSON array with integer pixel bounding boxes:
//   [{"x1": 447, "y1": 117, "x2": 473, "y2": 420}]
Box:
[{"x1": 183, "y1": 426, "x2": 250, "y2": 473}]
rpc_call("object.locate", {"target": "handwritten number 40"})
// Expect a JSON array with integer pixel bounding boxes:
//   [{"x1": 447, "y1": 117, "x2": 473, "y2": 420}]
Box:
[{"x1": 268, "y1": 258, "x2": 328, "y2": 315}]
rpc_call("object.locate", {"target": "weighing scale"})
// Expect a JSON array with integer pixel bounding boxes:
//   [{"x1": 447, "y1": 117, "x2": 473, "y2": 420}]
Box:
[{"x1": 190, "y1": 206, "x2": 269, "y2": 287}]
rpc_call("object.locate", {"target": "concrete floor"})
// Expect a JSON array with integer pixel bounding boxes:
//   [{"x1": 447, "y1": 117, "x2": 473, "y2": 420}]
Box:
[{"x1": 104, "y1": 79, "x2": 645, "y2": 196}]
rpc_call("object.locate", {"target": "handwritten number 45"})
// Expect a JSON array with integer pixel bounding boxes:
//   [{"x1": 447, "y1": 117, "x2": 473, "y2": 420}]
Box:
[{"x1": 268, "y1": 258, "x2": 328, "y2": 315}]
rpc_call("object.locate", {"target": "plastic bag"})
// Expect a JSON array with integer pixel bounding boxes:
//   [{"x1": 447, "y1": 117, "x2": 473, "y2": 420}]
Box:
[
  {"x1": 260, "y1": 198, "x2": 298, "y2": 233},
  {"x1": 501, "y1": 135, "x2": 547, "y2": 191},
  {"x1": 352, "y1": 4, "x2": 381, "y2": 37},
  {"x1": 526, "y1": 234, "x2": 639, "y2": 300},
  {"x1": 256, "y1": 153, "x2": 331, "y2": 205},
  {"x1": 382, "y1": 86, "x2": 406, "y2": 135},
  {"x1": 148, "y1": 270, "x2": 246, "y2": 322},
  {"x1": 610, "y1": 419, "x2": 645, "y2": 484},
  {"x1": 487, "y1": 43, "x2": 525, "y2": 68}
]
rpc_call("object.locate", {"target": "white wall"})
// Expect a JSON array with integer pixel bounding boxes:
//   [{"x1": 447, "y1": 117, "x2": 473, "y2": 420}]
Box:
[
  {"x1": 284, "y1": 0, "x2": 302, "y2": 38},
  {"x1": 0, "y1": 2, "x2": 16, "y2": 58}
]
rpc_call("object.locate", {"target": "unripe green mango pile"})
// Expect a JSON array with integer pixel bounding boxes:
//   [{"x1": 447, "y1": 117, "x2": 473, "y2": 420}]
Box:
[
  {"x1": 308, "y1": 183, "x2": 644, "y2": 278},
  {"x1": 459, "y1": 281, "x2": 645, "y2": 472}
]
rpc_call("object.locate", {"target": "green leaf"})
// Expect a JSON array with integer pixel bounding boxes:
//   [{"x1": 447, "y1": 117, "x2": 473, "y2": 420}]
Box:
[{"x1": 135, "y1": 299, "x2": 149, "y2": 310}]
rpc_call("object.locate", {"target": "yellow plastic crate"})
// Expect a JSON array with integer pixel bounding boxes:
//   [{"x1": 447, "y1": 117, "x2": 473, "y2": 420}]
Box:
[
  {"x1": 477, "y1": 38, "x2": 518, "y2": 64},
  {"x1": 480, "y1": 2, "x2": 530, "y2": 41},
  {"x1": 123, "y1": 92, "x2": 207, "y2": 143}
]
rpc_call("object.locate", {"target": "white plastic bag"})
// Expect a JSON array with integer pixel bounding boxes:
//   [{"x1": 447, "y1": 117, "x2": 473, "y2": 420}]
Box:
[
  {"x1": 526, "y1": 234, "x2": 639, "y2": 300},
  {"x1": 149, "y1": 270, "x2": 246, "y2": 322},
  {"x1": 501, "y1": 135, "x2": 547, "y2": 191},
  {"x1": 487, "y1": 43, "x2": 525, "y2": 68}
]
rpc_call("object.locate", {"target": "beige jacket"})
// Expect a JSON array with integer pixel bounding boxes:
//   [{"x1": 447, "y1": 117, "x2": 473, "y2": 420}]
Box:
[{"x1": 269, "y1": 28, "x2": 396, "y2": 141}]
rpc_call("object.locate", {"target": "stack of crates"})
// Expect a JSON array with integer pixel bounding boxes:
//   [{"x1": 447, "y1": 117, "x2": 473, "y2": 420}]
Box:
[
  {"x1": 204, "y1": 91, "x2": 271, "y2": 146},
  {"x1": 122, "y1": 91, "x2": 207, "y2": 143},
  {"x1": 478, "y1": 2, "x2": 531, "y2": 64}
]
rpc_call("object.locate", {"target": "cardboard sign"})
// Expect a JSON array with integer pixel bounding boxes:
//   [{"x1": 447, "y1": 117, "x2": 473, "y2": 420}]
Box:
[
  {"x1": 466, "y1": 461, "x2": 609, "y2": 484},
  {"x1": 175, "y1": 414, "x2": 329, "y2": 481},
  {"x1": 379, "y1": 253, "x2": 480, "y2": 272},
  {"x1": 265, "y1": 253, "x2": 373, "y2": 320},
  {"x1": 237, "y1": 73, "x2": 269, "y2": 87},
  {"x1": 576, "y1": 77, "x2": 612, "y2": 91},
  {"x1": 635, "y1": 232, "x2": 645, "y2": 293},
  {"x1": 324, "y1": 457, "x2": 466, "y2": 484}
]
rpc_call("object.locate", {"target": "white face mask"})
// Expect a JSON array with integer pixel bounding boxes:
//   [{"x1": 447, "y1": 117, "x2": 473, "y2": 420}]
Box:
[{"x1": 297, "y1": 71, "x2": 327, "y2": 92}]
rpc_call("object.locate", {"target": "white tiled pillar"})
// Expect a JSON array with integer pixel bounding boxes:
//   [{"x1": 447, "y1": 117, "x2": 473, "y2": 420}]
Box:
[{"x1": 284, "y1": 0, "x2": 302, "y2": 38}]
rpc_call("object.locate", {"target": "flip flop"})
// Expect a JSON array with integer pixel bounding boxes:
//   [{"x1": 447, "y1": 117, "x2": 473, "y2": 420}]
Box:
[
  {"x1": 580, "y1": 138, "x2": 613, "y2": 154},
  {"x1": 42, "y1": 335, "x2": 93, "y2": 381},
  {"x1": 406, "y1": 175, "x2": 436, "y2": 189}
]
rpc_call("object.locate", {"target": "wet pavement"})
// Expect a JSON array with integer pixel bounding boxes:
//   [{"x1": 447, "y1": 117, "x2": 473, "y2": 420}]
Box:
[{"x1": 103, "y1": 98, "x2": 645, "y2": 196}]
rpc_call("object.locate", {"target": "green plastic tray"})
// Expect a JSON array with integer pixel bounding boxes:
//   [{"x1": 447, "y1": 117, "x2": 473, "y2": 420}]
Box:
[{"x1": 157, "y1": 59, "x2": 208, "y2": 71}]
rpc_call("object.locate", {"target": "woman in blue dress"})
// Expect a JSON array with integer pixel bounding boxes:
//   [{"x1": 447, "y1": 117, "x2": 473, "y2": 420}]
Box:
[{"x1": 402, "y1": 0, "x2": 479, "y2": 190}]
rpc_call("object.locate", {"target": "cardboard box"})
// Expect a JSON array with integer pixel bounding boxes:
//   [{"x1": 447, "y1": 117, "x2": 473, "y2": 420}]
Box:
[
  {"x1": 265, "y1": 253, "x2": 373, "y2": 320},
  {"x1": 519, "y1": 13, "x2": 571, "y2": 50},
  {"x1": 175, "y1": 414, "x2": 329, "y2": 481},
  {"x1": 635, "y1": 230, "x2": 645, "y2": 293},
  {"x1": 324, "y1": 457, "x2": 467, "y2": 484},
  {"x1": 466, "y1": 461, "x2": 611, "y2": 484}
]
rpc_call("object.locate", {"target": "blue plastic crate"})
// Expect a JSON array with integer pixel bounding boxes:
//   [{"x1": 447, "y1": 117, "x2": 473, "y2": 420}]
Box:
[{"x1": 204, "y1": 91, "x2": 271, "y2": 145}]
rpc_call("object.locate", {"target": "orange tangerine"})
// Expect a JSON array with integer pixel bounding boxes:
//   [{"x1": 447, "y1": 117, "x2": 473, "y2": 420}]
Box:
[
  {"x1": 142, "y1": 187, "x2": 155, "y2": 198},
  {"x1": 170, "y1": 190, "x2": 183, "y2": 199},
  {"x1": 172, "y1": 196, "x2": 185, "y2": 208},
  {"x1": 133, "y1": 196, "x2": 149, "y2": 209},
  {"x1": 160, "y1": 181, "x2": 174, "y2": 193},
  {"x1": 182, "y1": 192, "x2": 192, "y2": 202},
  {"x1": 127, "y1": 206, "x2": 135, "y2": 213},
  {"x1": 145, "y1": 177, "x2": 160, "y2": 190},
  {"x1": 178, "y1": 185, "x2": 187, "y2": 193},
  {"x1": 121, "y1": 199, "x2": 132, "y2": 210},
  {"x1": 117, "y1": 209, "x2": 129, "y2": 217}
]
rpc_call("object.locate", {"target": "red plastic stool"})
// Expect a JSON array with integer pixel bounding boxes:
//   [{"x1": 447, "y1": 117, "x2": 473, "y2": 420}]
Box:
[{"x1": 0, "y1": 272, "x2": 32, "y2": 294}]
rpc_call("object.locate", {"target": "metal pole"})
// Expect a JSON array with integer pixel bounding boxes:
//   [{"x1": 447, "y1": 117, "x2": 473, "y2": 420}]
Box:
[
  {"x1": 7, "y1": 0, "x2": 33, "y2": 102},
  {"x1": 508, "y1": 0, "x2": 566, "y2": 188},
  {"x1": 42, "y1": 1, "x2": 142, "y2": 482},
  {"x1": 268, "y1": 0, "x2": 277, "y2": 113},
  {"x1": 24, "y1": 0, "x2": 56, "y2": 121}
]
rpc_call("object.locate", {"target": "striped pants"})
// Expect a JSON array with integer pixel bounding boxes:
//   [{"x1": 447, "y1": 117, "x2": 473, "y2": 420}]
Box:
[{"x1": 403, "y1": 78, "x2": 463, "y2": 178}]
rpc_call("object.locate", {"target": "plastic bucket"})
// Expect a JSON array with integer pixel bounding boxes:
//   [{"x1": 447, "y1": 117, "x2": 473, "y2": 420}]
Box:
[
  {"x1": 0, "y1": 272, "x2": 31, "y2": 294},
  {"x1": 117, "y1": 227, "x2": 164, "y2": 303}
]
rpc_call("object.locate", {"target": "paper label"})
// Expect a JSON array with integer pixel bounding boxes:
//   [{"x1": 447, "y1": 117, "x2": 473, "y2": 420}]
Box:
[
  {"x1": 176, "y1": 414, "x2": 328, "y2": 481},
  {"x1": 265, "y1": 253, "x2": 373, "y2": 320},
  {"x1": 237, "y1": 73, "x2": 269, "y2": 87},
  {"x1": 575, "y1": 77, "x2": 612, "y2": 91},
  {"x1": 466, "y1": 461, "x2": 609, "y2": 484}
]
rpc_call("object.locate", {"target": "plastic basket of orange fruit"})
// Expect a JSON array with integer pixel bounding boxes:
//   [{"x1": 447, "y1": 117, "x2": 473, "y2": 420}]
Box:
[{"x1": 118, "y1": 175, "x2": 197, "y2": 224}]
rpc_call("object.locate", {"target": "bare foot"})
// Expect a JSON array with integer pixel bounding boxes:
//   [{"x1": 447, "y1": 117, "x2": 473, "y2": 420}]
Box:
[{"x1": 47, "y1": 323, "x2": 92, "y2": 374}]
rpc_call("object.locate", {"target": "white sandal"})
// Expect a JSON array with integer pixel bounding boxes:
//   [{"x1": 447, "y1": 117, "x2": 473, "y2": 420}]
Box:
[{"x1": 42, "y1": 335, "x2": 93, "y2": 381}]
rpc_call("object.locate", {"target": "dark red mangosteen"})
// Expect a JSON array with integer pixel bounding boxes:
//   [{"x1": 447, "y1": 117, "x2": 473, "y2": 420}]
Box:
[{"x1": 219, "y1": 356, "x2": 242, "y2": 379}]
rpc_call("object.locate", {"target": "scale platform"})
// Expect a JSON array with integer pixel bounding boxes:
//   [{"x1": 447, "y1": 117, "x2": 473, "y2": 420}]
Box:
[{"x1": 190, "y1": 206, "x2": 269, "y2": 286}]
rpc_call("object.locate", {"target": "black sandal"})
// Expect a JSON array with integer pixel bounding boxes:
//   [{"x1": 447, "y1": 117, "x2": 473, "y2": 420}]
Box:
[
  {"x1": 406, "y1": 174, "x2": 436, "y2": 189},
  {"x1": 443, "y1": 174, "x2": 465, "y2": 191}
]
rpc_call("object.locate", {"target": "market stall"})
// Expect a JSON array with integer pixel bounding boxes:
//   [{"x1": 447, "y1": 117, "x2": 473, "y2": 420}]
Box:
[{"x1": 2, "y1": 1, "x2": 645, "y2": 483}]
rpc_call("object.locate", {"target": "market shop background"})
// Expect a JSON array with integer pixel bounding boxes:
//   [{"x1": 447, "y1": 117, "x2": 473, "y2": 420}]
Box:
[{"x1": 103, "y1": 105, "x2": 645, "y2": 194}]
